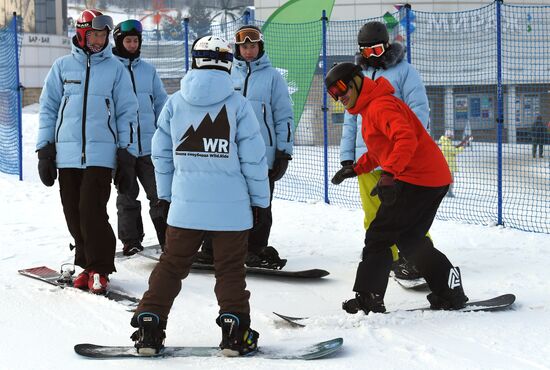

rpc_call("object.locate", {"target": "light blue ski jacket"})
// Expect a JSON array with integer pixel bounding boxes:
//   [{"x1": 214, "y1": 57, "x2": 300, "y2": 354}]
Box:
[
  {"x1": 114, "y1": 51, "x2": 168, "y2": 156},
  {"x1": 232, "y1": 53, "x2": 294, "y2": 169},
  {"x1": 340, "y1": 43, "x2": 430, "y2": 162},
  {"x1": 152, "y1": 69, "x2": 270, "y2": 231},
  {"x1": 37, "y1": 39, "x2": 138, "y2": 168}
]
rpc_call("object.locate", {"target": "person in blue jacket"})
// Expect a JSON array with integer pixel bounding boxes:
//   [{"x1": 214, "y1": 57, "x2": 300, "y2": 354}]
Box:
[
  {"x1": 336, "y1": 21, "x2": 430, "y2": 281},
  {"x1": 112, "y1": 19, "x2": 168, "y2": 255},
  {"x1": 129, "y1": 36, "x2": 270, "y2": 357},
  {"x1": 36, "y1": 10, "x2": 138, "y2": 294},
  {"x1": 196, "y1": 25, "x2": 294, "y2": 270}
]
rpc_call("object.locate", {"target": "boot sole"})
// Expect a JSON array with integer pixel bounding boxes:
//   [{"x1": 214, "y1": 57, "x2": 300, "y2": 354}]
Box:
[
  {"x1": 220, "y1": 348, "x2": 240, "y2": 357},
  {"x1": 137, "y1": 347, "x2": 159, "y2": 356}
]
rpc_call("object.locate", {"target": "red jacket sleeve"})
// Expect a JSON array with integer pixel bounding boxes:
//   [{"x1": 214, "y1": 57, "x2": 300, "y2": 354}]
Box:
[{"x1": 354, "y1": 151, "x2": 378, "y2": 175}]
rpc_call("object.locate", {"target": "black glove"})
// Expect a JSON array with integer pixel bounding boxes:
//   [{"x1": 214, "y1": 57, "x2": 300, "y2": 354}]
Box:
[
  {"x1": 331, "y1": 160, "x2": 357, "y2": 185},
  {"x1": 114, "y1": 148, "x2": 136, "y2": 194},
  {"x1": 37, "y1": 143, "x2": 57, "y2": 187},
  {"x1": 370, "y1": 171, "x2": 400, "y2": 206},
  {"x1": 152, "y1": 199, "x2": 170, "y2": 248},
  {"x1": 269, "y1": 150, "x2": 292, "y2": 182},
  {"x1": 252, "y1": 206, "x2": 268, "y2": 228}
]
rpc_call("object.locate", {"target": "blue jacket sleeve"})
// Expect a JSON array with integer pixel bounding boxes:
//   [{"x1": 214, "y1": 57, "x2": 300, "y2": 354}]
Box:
[
  {"x1": 236, "y1": 100, "x2": 270, "y2": 208},
  {"x1": 152, "y1": 69, "x2": 168, "y2": 123},
  {"x1": 113, "y1": 63, "x2": 139, "y2": 155},
  {"x1": 151, "y1": 101, "x2": 175, "y2": 202},
  {"x1": 340, "y1": 110, "x2": 358, "y2": 163},
  {"x1": 37, "y1": 61, "x2": 63, "y2": 150},
  {"x1": 270, "y1": 71, "x2": 294, "y2": 155},
  {"x1": 400, "y1": 65, "x2": 430, "y2": 130}
]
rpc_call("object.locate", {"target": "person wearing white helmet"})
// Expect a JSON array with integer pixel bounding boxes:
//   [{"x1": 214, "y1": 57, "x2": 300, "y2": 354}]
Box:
[{"x1": 129, "y1": 35, "x2": 269, "y2": 357}]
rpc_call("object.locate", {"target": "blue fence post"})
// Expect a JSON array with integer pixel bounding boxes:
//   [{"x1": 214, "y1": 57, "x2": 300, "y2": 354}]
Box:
[
  {"x1": 405, "y1": 4, "x2": 412, "y2": 64},
  {"x1": 496, "y1": 1, "x2": 504, "y2": 226},
  {"x1": 12, "y1": 12, "x2": 23, "y2": 181},
  {"x1": 321, "y1": 10, "x2": 329, "y2": 204},
  {"x1": 183, "y1": 18, "x2": 189, "y2": 72},
  {"x1": 244, "y1": 9, "x2": 250, "y2": 25}
]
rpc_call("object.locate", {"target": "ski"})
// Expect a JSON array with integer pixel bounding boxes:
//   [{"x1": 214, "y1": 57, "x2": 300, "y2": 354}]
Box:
[
  {"x1": 117, "y1": 245, "x2": 330, "y2": 279},
  {"x1": 393, "y1": 276, "x2": 429, "y2": 290},
  {"x1": 274, "y1": 294, "x2": 516, "y2": 327},
  {"x1": 18, "y1": 266, "x2": 140, "y2": 307},
  {"x1": 74, "y1": 337, "x2": 343, "y2": 360}
]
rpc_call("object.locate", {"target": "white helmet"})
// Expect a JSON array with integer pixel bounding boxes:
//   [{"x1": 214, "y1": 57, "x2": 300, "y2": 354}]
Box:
[{"x1": 192, "y1": 35, "x2": 233, "y2": 72}]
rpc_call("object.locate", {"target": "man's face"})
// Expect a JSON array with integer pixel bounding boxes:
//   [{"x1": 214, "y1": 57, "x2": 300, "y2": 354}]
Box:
[
  {"x1": 123, "y1": 35, "x2": 139, "y2": 54},
  {"x1": 239, "y1": 42, "x2": 260, "y2": 62},
  {"x1": 88, "y1": 29, "x2": 108, "y2": 49}
]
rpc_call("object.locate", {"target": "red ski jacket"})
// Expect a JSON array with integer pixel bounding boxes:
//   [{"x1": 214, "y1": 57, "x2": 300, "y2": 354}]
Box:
[{"x1": 347, "y1": 77, "x2": 452, "y2": 187}]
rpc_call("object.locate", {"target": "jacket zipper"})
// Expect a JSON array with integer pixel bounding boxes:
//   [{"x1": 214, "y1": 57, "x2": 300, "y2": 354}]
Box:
[
  {"x1": 55, "y1": 96, "x2": 69, "y2": 142},
  {"x1": 243, "y1": 62, "x2": 252, "y2": 97},
  {"x1": 81, "y1": 54, "x2": 91, "y2": 165},
  {"x1": 128, "y1": 61, "x2": 142, "y2": 155},
  {"x1": 149, "y1": 95, "x2": 157, "y2": 128},
  {"x1": 286, "y1": 122, "x2": 291, "y2": 142},
  {"x1": 105, "y1": 98, "x2": 116, "y2": 142},
  {"x1": 262, "y1": 103, "x2": 273, "y2": 146}
]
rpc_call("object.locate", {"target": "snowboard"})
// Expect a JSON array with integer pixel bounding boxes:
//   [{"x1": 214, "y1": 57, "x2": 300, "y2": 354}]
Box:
[
  {"x1": 393, "y1": 276, "x2": 429, "y2": 291},
  {"x1": 117, "y1": 245, "x2": 330, "y2": 279},
  {"x1": 74, "y1": 337, "x2": 343, "y2": 360},
  {"x1": 18, "y1": 266, "x2": 140, "y2": 307},
  {"x1": 274, "y1": 294, "x2": 516, "y2": 327}
]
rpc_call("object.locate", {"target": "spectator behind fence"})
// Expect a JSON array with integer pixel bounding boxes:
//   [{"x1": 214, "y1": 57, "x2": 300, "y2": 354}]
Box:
[
  {"x1": 439, "y1": 130, "x2": 469, "y2": 198},
  {"x1": 532, "y1": 115, "x2": 545, "y2": 159}
]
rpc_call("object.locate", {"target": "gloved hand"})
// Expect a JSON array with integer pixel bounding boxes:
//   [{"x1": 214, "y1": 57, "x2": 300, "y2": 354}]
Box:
[
  {"x1": 152, "y1": 199, "x2": 170, "y2": 248},
  {"x1": 251, "y1": 206, "x2": 269, "y2": 228},
  {"x1": 331, "y1": 160, "x2": 357, "y2": 185},
  {"x1": 113, "y1": 148, "x2": 136, "y2": 194},
  {"x1": 370, "y1": 171, "x2": 400, "y2": 206},
  {"x1": 269, "y1": 150, "x2": 292, "y2": 182},
  {"x1": 37, "y1": 143, "x2": 57, "y2": 187}
]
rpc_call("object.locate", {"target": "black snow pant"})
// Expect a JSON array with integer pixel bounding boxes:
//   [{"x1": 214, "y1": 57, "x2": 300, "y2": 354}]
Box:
[
  {"x1": 202, "y1": 178, "x2": 275, "y2": 255},
  {"x1": 58, "y1": 167, "x2": 116, "y2": 274},
  {"x1": 135, "y1": 226, "x2": 250, "y2": 322},
  {"x1": 116, "y1": 155, "x2": 167, "y2": 246},
  {"x1": 353, "y1": 182, "x2": 454, "y2": 297}
]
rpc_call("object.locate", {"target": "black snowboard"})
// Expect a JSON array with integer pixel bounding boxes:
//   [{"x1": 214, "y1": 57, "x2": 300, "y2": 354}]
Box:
[
  {"x1": 117, "y1": 245, "x2": 330, "y2": 279},
  {"x1": 18, "y1": 266, "x2": 140, "y2": 307},
  {"x1": 274, "y1": 294, "x2": 516, "y2": 327},
  {"x1": 74, "y1": 337, "x2": 343, "y2": 360}
]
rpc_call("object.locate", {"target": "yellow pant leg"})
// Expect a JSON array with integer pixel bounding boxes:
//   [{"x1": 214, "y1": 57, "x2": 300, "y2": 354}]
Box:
[{"x1": 357, "y1": 170, "x2": 431, "y2": 263}]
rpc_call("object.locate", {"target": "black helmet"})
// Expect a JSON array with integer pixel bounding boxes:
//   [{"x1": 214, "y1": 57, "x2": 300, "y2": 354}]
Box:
[
  {"x1": 324, "y1": 62, "x2": 363, "y2": 100},
  {"x1": 234, "y1": 25, "x2": 264, "y2": 60},
  {"x1": 113, "y1": 19, "x2": 143, "y2": 58},
  {"x1": 358, "y1": 21, "x2": 389, "y2": 47}
]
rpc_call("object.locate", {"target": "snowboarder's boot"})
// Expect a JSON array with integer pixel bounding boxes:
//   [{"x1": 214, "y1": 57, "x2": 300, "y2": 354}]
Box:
[
  {"x1": 246, "y1": 246, "x2": 287, "y2": 270},
  {"x1": 392, "y1": 256, "x2": 422, "y2": 280},
  {"x1": 131, "y1": 312, "x2": 166, "y2": 356},
  {"x1": 123, "y1": 240, "x2": 144, "y2": 256},
  {"x1": 73, "y1": 270, "x2": 89, "y2": 290},
  {"x1": 88, "y1": 271, "x2": 109, "y2": 294},
  {"x1": 427, "y1": 267, "x2": 469, "y2": 310},
  {"x1": 216, "y1": 313, "x2": 259, "y2": 357},
  {"x1": 342, "y1": 292, "x2": 386, "y2": 314}
]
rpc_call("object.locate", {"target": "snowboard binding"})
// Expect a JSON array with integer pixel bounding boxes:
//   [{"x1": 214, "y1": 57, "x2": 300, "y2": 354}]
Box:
[{"x1": 57, "y1": 263, "x2": 75, "y2": 286}]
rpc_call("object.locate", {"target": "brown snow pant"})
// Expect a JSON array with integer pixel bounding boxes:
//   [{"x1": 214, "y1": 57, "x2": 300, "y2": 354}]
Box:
[{"x1": 135, "y1": 226, "x2": 250, "y2": 323}]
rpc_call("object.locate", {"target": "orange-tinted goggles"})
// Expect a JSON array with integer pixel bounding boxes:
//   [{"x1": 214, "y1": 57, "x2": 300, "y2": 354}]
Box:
[
  {"x1": 360, "y1": 43, "x2": 385, "y2": 58},
  {"x1": 327, "y1": 80, "x2": 349, "y2": 101},
  {"x1": 234, "y1": 28, "x2": 264, "y2": 44}
]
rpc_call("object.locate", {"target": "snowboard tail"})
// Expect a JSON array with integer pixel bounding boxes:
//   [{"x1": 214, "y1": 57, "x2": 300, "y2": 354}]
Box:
[
  {"x1": 74, "y1": 337, "x2": 343, "y2": 360},
  {"x1": 18, "y1": 266, "x2": 140, "y2": 307},
  {"x1": 117, "y1": 245, "x2": 330, "y2": 279}
]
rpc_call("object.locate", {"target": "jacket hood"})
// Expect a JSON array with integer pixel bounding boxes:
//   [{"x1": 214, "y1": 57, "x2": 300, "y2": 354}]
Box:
[
  {"x1": 347, "y1": 76, "x2": 395, "y2": 115},
  {"x1": 180, "y1": 69, "x2": 234, "y2": 106},
  {"x1": 234, "y1": 52, "x2": 272, "y2": 73},
  {"x1": 71, "y1": 37, "x2": 113, "y2": 64}
]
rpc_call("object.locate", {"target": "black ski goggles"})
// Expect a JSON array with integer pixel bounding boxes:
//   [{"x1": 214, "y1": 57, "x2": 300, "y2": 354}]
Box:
[
  {"x1": 118, "y1": 19, "x2": 142, "y2": 33},
  {"x1": 91, "y1": 15, "x2": 114, "y2": 31}
]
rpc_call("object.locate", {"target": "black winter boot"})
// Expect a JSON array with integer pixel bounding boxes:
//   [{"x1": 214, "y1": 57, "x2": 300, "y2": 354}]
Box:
[
  {"x1": 216, "y1": 313, "x2": 259, "y2": 356},
  {"x1": 392, "y1": 256, "x2": 422, "y2": 280},
  {"x1": 130, "y1": 312, "x2": 166, "y2": 355},
  {"x1": 246, "y1": 246, "x2": 287, "y2": 270},
  {"x1": 427, "y1": 267, "x2": 469, "y2": 310},
  {"x1": 342, "y1": 292, "x2": 386, "y2": 314}
]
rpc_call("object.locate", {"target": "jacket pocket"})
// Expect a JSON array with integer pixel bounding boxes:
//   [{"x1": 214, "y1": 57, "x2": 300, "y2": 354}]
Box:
[
  {"x1": 105, "y1": 98, "x2": 116, "y2": 143},
  {"x1": 55, "y1": 96, "x2": 69, "y2": 142},
  {"x1": 262, "y1": 103, "x2": 273, "y2": 146}
]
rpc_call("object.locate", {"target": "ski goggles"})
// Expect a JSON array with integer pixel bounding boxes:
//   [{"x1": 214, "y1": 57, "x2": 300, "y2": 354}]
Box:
[
  {"x1": 119, "y1": 19, "x2": 142, "y2": 33},
  {"x1": 359, "y1": 43, "x2": 385, "y2": 58},
  {"x1": 84, "y1": 15, "x2": 114, "y2": 31},
  {"x1": 234, "y1": 28, "x2": 264, "y2": 44},
  {"x1": 327, "y1": 80, "x2": 349, "y2": 101}
]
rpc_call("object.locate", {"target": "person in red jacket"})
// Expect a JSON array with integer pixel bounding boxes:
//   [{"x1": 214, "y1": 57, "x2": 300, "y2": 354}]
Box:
[{"x1": 326, "y1": 62, "x2": 468, "y2": 314}]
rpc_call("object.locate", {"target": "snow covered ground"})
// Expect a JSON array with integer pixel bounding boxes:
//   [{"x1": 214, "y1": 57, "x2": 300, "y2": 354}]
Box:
[{"x1": 1, "y1": 105, "x2": 549, "y2": 369}]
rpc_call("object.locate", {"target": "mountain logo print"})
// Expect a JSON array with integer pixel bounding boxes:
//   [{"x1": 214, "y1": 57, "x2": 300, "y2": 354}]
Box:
[{"x1": 175, "y1": 105, "x2": 230, "y2": 158}]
